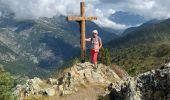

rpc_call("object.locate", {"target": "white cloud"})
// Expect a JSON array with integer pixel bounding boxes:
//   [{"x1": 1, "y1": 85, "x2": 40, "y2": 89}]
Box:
[
  {"x1": 0, "y1": 0, "x2": 81, "y2": 19},
  {"x1": 0, "y1": 0, "x2": 170, "y2": 30},
  {"x1": 0, "y1": 0, "x2": 128, "y2": 30},
  {"x1": 100, "y1": 0, "x2": 170, "y2": 20},
  {"x1": 91, "y1": 8, "x2": 128, "y2": 30}
]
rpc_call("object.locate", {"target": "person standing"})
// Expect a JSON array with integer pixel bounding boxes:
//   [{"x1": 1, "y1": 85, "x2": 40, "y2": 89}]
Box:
[{"x1": 85, "y1": 30, "x2": 102, "y2": 68}]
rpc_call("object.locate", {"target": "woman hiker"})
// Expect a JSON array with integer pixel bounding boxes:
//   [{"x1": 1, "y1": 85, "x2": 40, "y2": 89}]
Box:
[{"x1": 85, "y1": 30, "x2": 102, "y2": 68}]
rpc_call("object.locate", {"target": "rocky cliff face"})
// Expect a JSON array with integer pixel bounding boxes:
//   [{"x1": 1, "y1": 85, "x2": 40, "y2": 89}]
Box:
[
  {"x1": 105, "y1": 62, "x2": 170, "y2": 100},
  {"x1": 13, "y1": 62, "x2": 126, "y2": 100}
]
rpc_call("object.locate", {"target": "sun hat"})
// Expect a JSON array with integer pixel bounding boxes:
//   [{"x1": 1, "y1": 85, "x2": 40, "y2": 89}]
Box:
[{"x1": 92, "y1": 30, "x2": 98, "y2": 35}]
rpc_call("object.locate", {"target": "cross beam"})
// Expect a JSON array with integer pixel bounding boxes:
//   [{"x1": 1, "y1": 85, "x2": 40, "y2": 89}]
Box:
[{"x1": 67, "y1": 2, "x2": 97, "y2": 63}]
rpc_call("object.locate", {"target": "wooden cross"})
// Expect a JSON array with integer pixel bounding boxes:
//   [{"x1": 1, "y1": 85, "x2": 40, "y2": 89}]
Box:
[{"x1": 67, "y1": 2, "x2": 97, "y2": 63}]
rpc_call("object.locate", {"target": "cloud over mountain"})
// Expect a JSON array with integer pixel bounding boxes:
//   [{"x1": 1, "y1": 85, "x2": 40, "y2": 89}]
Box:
[
  {"x1": 0, "y1": 0, "x2": 170, "y2": 30},
  {"x1": 99, "y1": 0, "x2": 170, "y2": 19}
]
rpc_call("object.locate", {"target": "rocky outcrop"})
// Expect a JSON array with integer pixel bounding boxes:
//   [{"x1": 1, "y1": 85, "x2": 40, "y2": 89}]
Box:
[
  {"x1": 104, "y1": 62, "x2": 170, "y2": 100},
  {"x1": 13, "y1": 61, "x2": 170, "y2": 100},
  {"x1": 13, "y1": 62, "x2": 124, "y2": 99}
]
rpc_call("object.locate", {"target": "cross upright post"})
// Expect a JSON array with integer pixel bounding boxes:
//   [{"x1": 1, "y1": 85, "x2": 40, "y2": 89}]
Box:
[{"x1": 67, "y1": 2, "x2": 97, "y2": 63}]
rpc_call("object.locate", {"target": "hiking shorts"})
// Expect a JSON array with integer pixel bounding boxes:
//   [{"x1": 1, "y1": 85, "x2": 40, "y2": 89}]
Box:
[{"x1": 90, "y1": 49, "x2": 99, "y2": 63}]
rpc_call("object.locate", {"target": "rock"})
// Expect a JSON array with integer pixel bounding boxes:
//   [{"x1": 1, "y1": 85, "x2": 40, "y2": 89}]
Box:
[
  {"x1": 59, "y1": 85, "x2": 64, "y2": 91},
  {"x1": 33, "y1": 77, "x2": 43, "y2": 84},
  {"x1": 62, "y1": 90, "x2": 74, "y2": 95},
  {"x1": 91, "y1": 70, "x2": 105, "y2": 83},
  {"x1": 165, "y1": 62, "x2": 170, "y2": 68},
  {"x1": 105, "y1": 62, "x2": 170, "y2": 100},
  {"x1": 13, "y1": 61, "x2": 170, "y2": 99},
  {"x1": 27, "y1": 79, "x2": 41, "y2": 91},
  {"x1": 53, "y1": 85, "x2": 58, "y2": 88},
  {"x1": 56, "y1": 62, "x2": 123, "y2": 96},
  {"x1": 47, "y1": 78, "x2": 58, "y2": 85},
  {"x1": 45, "y1": 88, "x2": 56, "y2": 96},
  {"x1": 74, "y1": 87, "x2": 78, "y2": 92},
  {"x1": 16, "y1": 77, "x2": 43, "y2": 97},
  {"x1": 12, "y1": 85, "x2": 22, "y2": 97},
  {"x1": 13, "y1": 62, "x2": 124, "y2": 97},
  {"x1": 109, "y1": 88, "x2": 123, "y2": 100}
]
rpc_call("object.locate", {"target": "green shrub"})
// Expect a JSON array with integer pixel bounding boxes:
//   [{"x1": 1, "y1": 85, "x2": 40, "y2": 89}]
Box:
[{"x1": 0, "y1": 65, "x2": 17, "y2": 100}]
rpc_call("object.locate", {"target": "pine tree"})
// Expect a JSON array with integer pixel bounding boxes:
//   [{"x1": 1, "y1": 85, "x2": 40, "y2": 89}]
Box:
[
  {"x1": 100, "y1": 47, "x2": 105, "y2": 63},
  {"x1": 99, "y1": 47, "x2": 111, "y2": 66},
  {"x1": 105, "y1": 48, "x2": 111, "y2": 66}
]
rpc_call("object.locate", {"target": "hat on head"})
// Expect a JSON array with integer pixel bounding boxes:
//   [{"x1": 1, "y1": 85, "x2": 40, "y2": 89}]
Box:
[{"x1": 92, "y1": 30, "x2": 98, "y2": 35}]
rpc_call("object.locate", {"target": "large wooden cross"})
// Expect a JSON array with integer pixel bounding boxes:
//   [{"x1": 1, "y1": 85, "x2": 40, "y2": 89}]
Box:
[{"x1": 67, "y1": 2, "x2": 97, "y2": 63}]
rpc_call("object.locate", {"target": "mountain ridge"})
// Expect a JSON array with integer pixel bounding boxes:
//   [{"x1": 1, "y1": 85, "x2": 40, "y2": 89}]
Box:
[{"x1": 107, "y1": 18, "x2": 170, "y2": 75}]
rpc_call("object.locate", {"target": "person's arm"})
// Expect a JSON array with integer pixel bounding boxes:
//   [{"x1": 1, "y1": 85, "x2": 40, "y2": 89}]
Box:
[{"x1": 85, "y1": 38, "x2": 91, "y2": 42}]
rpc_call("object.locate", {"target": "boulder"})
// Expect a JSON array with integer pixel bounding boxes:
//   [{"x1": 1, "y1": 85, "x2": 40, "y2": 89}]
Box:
[
  {"x1": 12, "y1": 85, "x2": 23, "y2": 97},
  {"x1": 47, "y1": 78, "x2": 58, "y2": 85},
  {"x1": 62, "y1": 90, "x2": 74, "y2": 95},
  {"x1": 31, "y1": 77, "x2": 43, "y2": 84},
  {"x1": 45, "y1": 88, "x2": 56, "y2": 96},
  {"x1": 59, "y1": 85, "x2": 64, "y2": 91}
]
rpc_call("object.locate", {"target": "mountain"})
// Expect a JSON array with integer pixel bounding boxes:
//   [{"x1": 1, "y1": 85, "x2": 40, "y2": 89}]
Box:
[
  {"x1": 110, "y1": 11, "x2": 146, "y2": 26},
  {"x1": 122, "y1": 19, "x2": 162, "y2": 36},
  {"x1": 0, "y1": 12, "x2": 117, "y2": 77},
  {"x1": 106, "y1": 11, "x2": 147, "y2": 34},
  {"x1": 107, "y1": 18, "x2": 170, "y2": 76}
]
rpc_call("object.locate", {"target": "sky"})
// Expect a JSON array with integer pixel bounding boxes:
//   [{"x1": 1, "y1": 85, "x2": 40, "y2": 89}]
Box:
[{"x1": 0, "y1": 0, "x2": 170, "y2": 30}]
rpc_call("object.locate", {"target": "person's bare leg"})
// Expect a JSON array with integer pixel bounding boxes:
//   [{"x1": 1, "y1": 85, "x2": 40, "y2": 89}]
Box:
[
  {"x1": 94, "y1": 62, "x2": 97, "y2": 68},
  {"x1": 93, "y1": 52, "x2": 98, "y2": 68}
]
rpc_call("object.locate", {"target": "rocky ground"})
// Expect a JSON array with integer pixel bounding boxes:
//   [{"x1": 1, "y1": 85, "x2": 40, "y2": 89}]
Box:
[
  {"x1": 103, "y1": 62, "x2": 170, "y2": 100},
  {"x1": 13, "y1": 62, "x2": 126, "y2": 100},
  {"x1": 14, "y1": 62, "x2": 170, "y2": 100}
]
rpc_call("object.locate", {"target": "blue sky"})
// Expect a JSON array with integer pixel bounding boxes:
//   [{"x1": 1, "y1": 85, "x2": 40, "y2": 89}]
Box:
[{"x1": 0, "y1": 0, "x2": 170, "y2": 30}]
